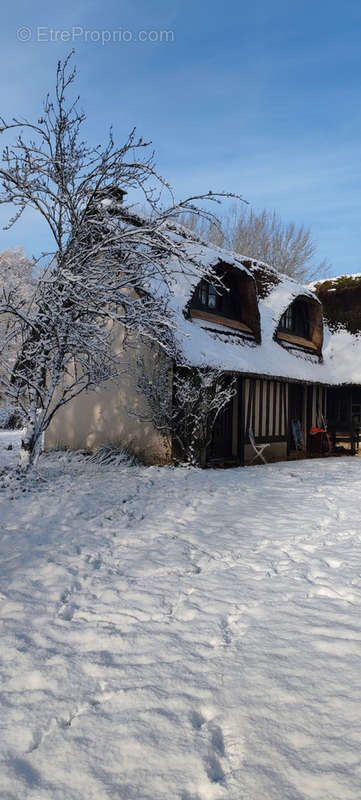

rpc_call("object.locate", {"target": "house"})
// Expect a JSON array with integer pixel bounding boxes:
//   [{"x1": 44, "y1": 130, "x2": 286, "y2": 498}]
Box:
[
  {"x1": 313, "y1": 274, "x2": 361, "y2": 453},
  {"x1": 44, "y1": 216, "x2": 337, "y2": 465}
]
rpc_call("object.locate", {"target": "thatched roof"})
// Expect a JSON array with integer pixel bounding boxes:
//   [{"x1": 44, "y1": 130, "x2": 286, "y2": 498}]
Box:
[
  {"x1": 312, "y1": 275, "x2": 361, "y2": 334},
  {"x1": 102, "y1": 205, "x2": 361, "y2": 386},
  {"x1": 152, "y1": 222, "x2": 327, "y2": 383}
]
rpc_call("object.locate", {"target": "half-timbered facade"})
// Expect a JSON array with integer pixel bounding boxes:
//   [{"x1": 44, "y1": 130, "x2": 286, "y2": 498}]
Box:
[{"x1": 169, "y1": 238, "x2": 329, "y2": 465}]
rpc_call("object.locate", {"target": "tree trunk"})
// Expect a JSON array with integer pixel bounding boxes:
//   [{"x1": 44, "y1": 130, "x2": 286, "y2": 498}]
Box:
[{"x1": 18, "y1": 422, "x2": 43, "y2": 472}]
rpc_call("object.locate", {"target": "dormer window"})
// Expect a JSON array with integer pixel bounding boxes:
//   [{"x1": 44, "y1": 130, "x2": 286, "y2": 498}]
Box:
[
  {"x1": 276, "y1": 295, "x2": 323, "y2": 356},
  {"x1": 188, "y1": 262, "x2": 261, "y2": 342},
  {"x1": 279, "y1": 301, "x2": 310, "y2": 340}
]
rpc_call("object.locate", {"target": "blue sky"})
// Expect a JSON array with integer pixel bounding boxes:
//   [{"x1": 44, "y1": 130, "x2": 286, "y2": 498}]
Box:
[{"x1": 1, "y1": 0, "x2": 361, "y2": 275}]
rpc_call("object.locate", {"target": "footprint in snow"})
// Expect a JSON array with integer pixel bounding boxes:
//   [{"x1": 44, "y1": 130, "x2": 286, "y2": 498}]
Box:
[
  {"x1": 204, "y1": 723, "x2": 227, "y2": 785},
  {"x1": 324, "y1": 557, "x2": 343, "y2": 569},
  {"x1": 85, "y1": 553, "x2": 102, "y2": 569},
  {"x1": 204, "y1": 753, "x2": 226, "y2": 784},
  {"x1": 57, "y1": 581, "x2": 82, "y2": 620},
  {"x1": 190, "y1": 709, "x2": 227, "y2": 785},
  {"x1": 185, "y1": 563, "x2": 201, "y2": 575},
  {"x1": 190, "y1": 710, "x2": 206, "y2": 730},
  {"x1": 58, "y1": 603, "x2": 77, "y2": 621},
  {"x1": 221, "y1": 609, "x2": 249, "y2": 645},
  {"x1": 210, "y1": 725, "x2": 225, "y2": 757}
]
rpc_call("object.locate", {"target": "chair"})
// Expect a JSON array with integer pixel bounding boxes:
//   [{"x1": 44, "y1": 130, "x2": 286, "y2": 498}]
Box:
[{"x1": 248, "y1": 428, "x2": 270, "y2": 465}]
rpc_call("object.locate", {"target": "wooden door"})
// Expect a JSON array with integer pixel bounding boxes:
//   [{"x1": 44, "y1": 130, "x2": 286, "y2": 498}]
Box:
[
  {"x1": 288, "y1": 383, "x2": 304, "y2": 451},
  {"x1": 209, "y1": 396, "x2": 234, "y2": 460}
]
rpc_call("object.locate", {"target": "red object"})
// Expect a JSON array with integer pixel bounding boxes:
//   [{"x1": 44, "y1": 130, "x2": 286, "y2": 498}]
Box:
[{"x1": 309, "y1": 427, "x2": 332, "y2": 454}]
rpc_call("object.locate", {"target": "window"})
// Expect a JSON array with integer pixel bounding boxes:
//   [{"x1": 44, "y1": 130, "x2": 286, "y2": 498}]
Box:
[
  {"x1": 188, "y1": 264, "x2": 261, "y2": 340},
  {"x1": 280, "y1": 306, "x2": 293, "y2": 331},
  {"x1": 279, "y1": 301, "x2": 310, "y2": 340},
  {"x1": 194, "y1": 274, "x2": 241, "y2": 320},
  {"x1": 197, "y1": 279, "x2": 218, "y2": 310}
]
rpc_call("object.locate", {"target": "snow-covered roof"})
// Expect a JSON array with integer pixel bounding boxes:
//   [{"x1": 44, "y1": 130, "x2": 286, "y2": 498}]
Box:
[
  {"x1": 150, "y1": 221, "x2": 331, "y2": 384},
  {"x1": 310, "y1": 273, "x2": 361, "y2": 289},
  {"x1": 321, "y1": 327, "x2": 361, "y2": 385},
  {"x1": 163, "y1": 223, "x2": 361, "y2": 386},
  {"x1": 308, "y1": 274, "x2": 361, "y2": 383},
  {"x1": 112, "y1": 209, "x2": 361, "y2": 386},
  {"x1": 155, "y1": 227, "x2": 254, "y2": 309}
]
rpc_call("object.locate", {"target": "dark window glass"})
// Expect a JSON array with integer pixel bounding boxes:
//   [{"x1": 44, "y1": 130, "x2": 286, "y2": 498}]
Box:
[
  {"x1": 280, "y1": 306, "x2": 294, "y2": 331},
  {"x1": 280, "y1": 302, "x2": 310, "y2": 340},
  {"x1": 208, "y1": 284, "x2": 217, "y2": 309},
  {"x1": 300, "y1": 308, "x2": 310, "y2": 339},
  {"x1": 193, "y1": 273, "x2": 242, "y2": 321},
  {"x1": 200, "y1": 281, "x2": 208, "y2": 306}
]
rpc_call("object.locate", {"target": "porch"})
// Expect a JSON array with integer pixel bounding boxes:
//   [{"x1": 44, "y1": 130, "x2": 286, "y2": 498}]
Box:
[
  {"x1": 326, "y1": 385, "x2": 361, "y2": 456},
  {"x1": 206, "y1": 376, "x2": 331, "y2": 467}
]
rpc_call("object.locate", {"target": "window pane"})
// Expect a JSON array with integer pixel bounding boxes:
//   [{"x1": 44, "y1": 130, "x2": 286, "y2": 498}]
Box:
[
  {"x1": 208, "y1": 285, "x2": 217, "y2": 309},
  {"x1": 200, "y1": 281, "x2": 208, "y2": 305},
  {"x1": 280, "y1": 306, "x2": 294, "y2": 330}
]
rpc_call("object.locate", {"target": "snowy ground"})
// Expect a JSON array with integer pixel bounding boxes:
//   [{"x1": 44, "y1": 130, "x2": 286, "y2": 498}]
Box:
[{"x1": 1, "y1": 434, "x2": 361, "y2": 799}]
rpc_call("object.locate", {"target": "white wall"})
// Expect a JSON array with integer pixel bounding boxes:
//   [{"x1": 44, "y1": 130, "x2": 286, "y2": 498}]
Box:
[{"x1": 44, "y1": 330, "x2": 172, "y2": 464}]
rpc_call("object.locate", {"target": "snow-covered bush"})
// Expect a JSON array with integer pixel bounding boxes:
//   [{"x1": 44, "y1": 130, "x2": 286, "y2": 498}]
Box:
[
  {"x1": 172, "y1": 368, "x2": 237, "y2": 465},
  {"x1": 136, "y1": 355, "x2": 237, "y2": 466},
  {"x1": 86, "y1": 445, "x2": 137, "y2": 467}
]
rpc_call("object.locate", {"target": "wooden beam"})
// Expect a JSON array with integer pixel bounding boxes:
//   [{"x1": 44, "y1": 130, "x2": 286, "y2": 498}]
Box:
[
  {"x1": 272, "y1": 382, "x2": 277, "y2": 437},
  {"x1": 277, "y1": 331, "x2": 319, "y2": 351},
  {"x1": 265, "y1": 379, "x2": 270, "y2": 437},
  {"x1": 259, "y1": 379, "x2": 263, "y2": 438},
  {"x1": 279, "y1": 382, "x2": 283, "y2": 436},
  {"x1": 189, "y1": 309, "x2": 254, "y2": 334}
]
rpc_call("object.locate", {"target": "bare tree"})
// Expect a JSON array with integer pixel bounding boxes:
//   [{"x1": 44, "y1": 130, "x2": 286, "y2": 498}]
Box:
[
  {"x1": 0, "y1": 53, "x2": 242, "y2": 472},
  {"x1": 0, "y1": 247, "x2": 35, "y2": 414},
  {"x1": 180, "y1": 205, "x2": 330, "y2": 282},
  {"x1": 0, "y1": 247, "x2": 35, "y2": 294}
]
